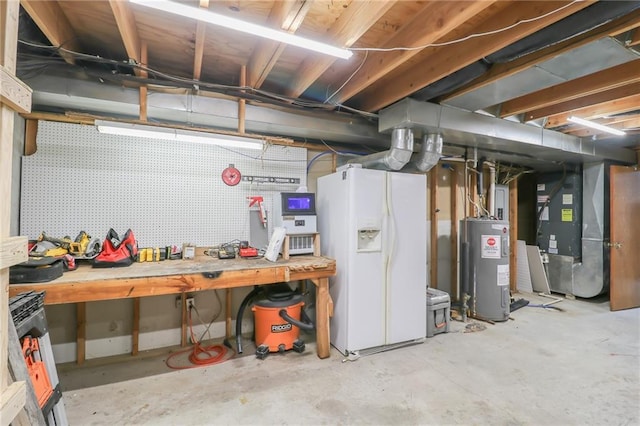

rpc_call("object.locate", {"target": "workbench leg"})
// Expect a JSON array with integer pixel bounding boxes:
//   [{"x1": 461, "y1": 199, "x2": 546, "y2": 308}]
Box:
[
  {"x1": 312, "y1": 278, "x2": 332, "y2": 359},
  {"x1": 225, "y1": 289, "x2": 232, "y2": 340},
  {"x1": 76, "y1": 302, "x2": 86, "y2": 365},
  {"x1": 180, "y1": 294, "x2": 187, "y2": 347},
  {"x1": 132, "y1": 297, "x2": 140, "y2": 356}
]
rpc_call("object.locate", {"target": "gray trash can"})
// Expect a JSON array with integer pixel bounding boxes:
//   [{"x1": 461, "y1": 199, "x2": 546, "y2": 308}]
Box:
[{"x1": 426, "y1": 288, "x2": 451, "y2": 338}]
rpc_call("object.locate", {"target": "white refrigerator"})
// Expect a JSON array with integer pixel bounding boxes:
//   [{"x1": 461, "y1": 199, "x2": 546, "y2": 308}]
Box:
[{"x1": 317, "y1": 166, "x2": 427, "y2": 355}]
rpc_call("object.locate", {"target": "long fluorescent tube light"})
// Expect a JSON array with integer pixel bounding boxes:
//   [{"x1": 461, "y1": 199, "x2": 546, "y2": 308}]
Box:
[
  {"x1": 95, "y1": 120, "x2": 265, "y2": 150},
  {"x1": 129, "y1": 0, "x2": 353, "y2": 60},
  {"x1": 567, "y1": 116, "x2": 626, "y2": 137}
]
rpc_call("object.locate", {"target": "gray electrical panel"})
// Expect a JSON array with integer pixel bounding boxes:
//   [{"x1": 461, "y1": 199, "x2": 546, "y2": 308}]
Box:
[
  {"x1": 462, "y1": 218, "x2": 510, "y2": 322},
  {"x1": 536, "y1": 171, "x2": 582, "y2": 259},
  {"x1": 494, "y1": 184, "x2": 509, "y2": 222}
]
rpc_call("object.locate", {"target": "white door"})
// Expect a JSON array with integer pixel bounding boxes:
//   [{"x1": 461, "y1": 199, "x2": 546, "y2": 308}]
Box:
[
  {"x1": 386, "y1": 172, "x2": 427, "y2": 344},
  {"x1": 345, "y1": 167, "x2": 387, "y2": 351}
]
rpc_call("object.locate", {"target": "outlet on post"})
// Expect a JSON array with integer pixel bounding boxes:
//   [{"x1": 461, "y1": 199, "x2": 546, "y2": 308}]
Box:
[{"x1": 186, "y1": 297, "x2": 195, "y2": 310}]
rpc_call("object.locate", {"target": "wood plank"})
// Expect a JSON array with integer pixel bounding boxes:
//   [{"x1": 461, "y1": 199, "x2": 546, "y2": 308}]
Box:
[
  {"x1": 76, "y1": 302, "x2": 86, "y2": 364},
  {"x1": 545, "y1": 93, "x2": 640, "y2": 128},
  {"x1": 285, "y1": 0, "x2": 396, "y2": 98},
  {"x1": 248, "y1": 0, "x2": 311, "y2": 88},
  {"x1": 509, "y1": 179, "x2": 518, "y2": 292},
  {"x1": 21, "y1": 0, "x2": 80, "y2": 64},
  {"x1": 139, "y1": 42, "x2": 147, "y2": 121},
  {"x1": 0, "y1": 380, "x2": 25, "y2": 426},
  {"x1": 7, "y1": 313, "x2": 46, "y2": 426},
  {"x1": 501, "y1": 59, "x2": 640, "y2": 117},
  {"x1": 132, "y1": 297, "x2": 140, "y2": 355},
  {"x1": 429, "y1": 167, "x2": 438, "y2": 289},
  {"x1": 311, "y1": 277, "x2": 330, "y2": 359},
  {"x1": 0, "y1": 236, "x2": 27, "y2": 269},
  {"x1": 193, "y1": 0, "x2": 210, "y2": 81},
  {"x1": 444, "y1": 8, "x2": 640, "y2": 102},
  {"x1": 356, "y1": 1, "x2": 593, "y2": 112},
  {"x1": 1, "y1": 0, "x2": 19, "y2": 404},
  {"x1": 450, "y1": 164, "x2": 458, "y2": 300},
  {"x1": 180, "y1": 293, "x2": 187, "y2": 347},
  {"x1": 238, "y1": 65, "x2": 246, "y2": 133},
  {"x1": 0, "y1": 66, "x2": 32, "y2": 114},
  {"x1": 225, "y1": 289, "x2": 231, "y2": 340},
  {"x1": 329, "y1": 0, "x2": 493, "y2": 104},
  {"x1": 109, "y1": 0, "x2": 141, "y2": 69},
  {"x1": 24, "y1": 119, "x2": 37, "y2": 156},
  {"x1": 525, "y1": 81, "x2": 640, "y2": 121}
]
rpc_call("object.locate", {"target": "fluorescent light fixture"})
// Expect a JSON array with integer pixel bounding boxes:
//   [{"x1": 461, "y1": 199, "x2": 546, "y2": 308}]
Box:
[
  {"x1": 129, "y1": 0, "x2": 353, "y2": 60},
  {"x1": 95, "y1": 120, "x2": 265, "y2": 150},
  {"x1": 567, "y1": 116, "x2": 626, "y2": 137}
]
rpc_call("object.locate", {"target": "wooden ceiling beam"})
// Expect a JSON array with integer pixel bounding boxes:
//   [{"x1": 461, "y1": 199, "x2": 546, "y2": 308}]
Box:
[
  {"x1": 109, "y1": 0, "x2": 141, "y2": 76},
  {"x1": 325, "y1": 0, "x2": 494, "y2": 104},
  {"x1": 247, "y1": 0, "x2": 312, "y2": 89},
  {"x1": 524, "y1": 81, "x2": 640, "y2": 121},
  {"x1": 545, "y1": 93, "x2": 640, "y2": 128},
  {"x1": 500, "y1": 58, "x2": 640, "y2": 117},
  {"x1": 355, "y1": 1, "x2": 593, "y2": 112},
  {"x1": 193, "y1": 0, "x2": 210, "y2": 81},
  {"x1": 628, "y1": 27, "x2": 640, "y2": 47},
  {"x1": 21, "y1": 0, "x2": 81, "y2": 64},
  {"x1": 284, "y1": 0, "x2": 396, "y2": 98},
  {"x1": 443, "y1": 8, "x2": 640, "y2": 103}
]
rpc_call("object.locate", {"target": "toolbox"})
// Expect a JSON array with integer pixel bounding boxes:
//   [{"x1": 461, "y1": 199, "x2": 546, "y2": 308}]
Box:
[{"x1": 426, "y1": 287, "x2": 451, "y2": 338}]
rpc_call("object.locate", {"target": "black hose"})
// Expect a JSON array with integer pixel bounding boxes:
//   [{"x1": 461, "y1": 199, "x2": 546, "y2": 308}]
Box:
[
  {"x1": 236, "y1": 287, "x2": 263, "y2": 354},
  {"x1": 279, "y1": 309, "x2": 315, "y2": 331}
]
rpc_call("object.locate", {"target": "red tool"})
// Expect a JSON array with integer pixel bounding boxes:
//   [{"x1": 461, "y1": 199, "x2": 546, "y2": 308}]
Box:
[
  {"x1": 248, "y1": 196, "x2": 267, "y2": 228},
  {"x1": 22, "y1": 336, "x2": 54, "y2": 408}
]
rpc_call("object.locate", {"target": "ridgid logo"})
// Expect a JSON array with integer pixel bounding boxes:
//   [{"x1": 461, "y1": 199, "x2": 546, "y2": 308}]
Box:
[{"x1": 271, "y1": 323, "x2": 292, "y2": 333}]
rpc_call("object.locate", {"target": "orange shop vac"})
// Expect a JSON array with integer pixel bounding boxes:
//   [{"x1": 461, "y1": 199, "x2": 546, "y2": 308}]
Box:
[{"x1": 236, "y1": 284, "x2": 314, "y2": 359}]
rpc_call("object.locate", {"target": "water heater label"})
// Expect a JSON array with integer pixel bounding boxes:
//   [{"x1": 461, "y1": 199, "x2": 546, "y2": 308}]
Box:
[
  {"x1": 497, "y1": 264, "x2": 509, "y2": 286},
  {"x1": 481, "y1": 235, "x2": 501, "y2": 259}
]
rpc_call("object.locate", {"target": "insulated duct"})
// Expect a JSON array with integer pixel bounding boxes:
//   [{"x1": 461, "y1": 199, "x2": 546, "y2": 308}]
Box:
[
  {"x1": 403, "y1": 134, "x2": 442, "y2": 172},
  {"x1": 348, "y1": 128, "x2": 414, "y2": 170},
  {"x1": 571, "y1": 162, "x2": 610, "y2": 298}
]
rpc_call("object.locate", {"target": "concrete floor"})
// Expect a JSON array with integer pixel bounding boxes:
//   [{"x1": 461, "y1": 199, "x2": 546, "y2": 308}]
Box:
[{"x1": 59, "y1": 293, "x2": 639, "y2": 425}]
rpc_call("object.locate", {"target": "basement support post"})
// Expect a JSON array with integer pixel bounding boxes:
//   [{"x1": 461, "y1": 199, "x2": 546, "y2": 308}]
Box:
[
  {"x1": 509, "y1": 179, "x2": 518, "y2": 292},
  {"x1": 429, "y1": 167, "x2": 438, "y2": 288},
  {"x1": 238, "y1": 65, "x2": 246, "y2": 134},
  {"x1": 1, "y1": 0, "x2": 32, "y2": 423},
  {"x1": 139, "y1": 42, "x2": 148, "y2": 121},
  {"x1": 76, "y1": 303, "x2": 86, "y2": 364},
  {"x1": 450, "y1": 164, "x2": 459, "y2": 301}
]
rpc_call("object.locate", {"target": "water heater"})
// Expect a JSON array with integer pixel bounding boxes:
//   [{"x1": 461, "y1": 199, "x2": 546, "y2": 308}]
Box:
[{"x1": 462, "y1": 218, "x2": 510, "y2": 322}]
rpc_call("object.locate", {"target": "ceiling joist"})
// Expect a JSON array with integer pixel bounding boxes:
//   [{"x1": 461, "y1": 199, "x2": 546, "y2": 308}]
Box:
[
  {"x1": 284, "y1": 0, "x2": 396, "y2": 98},
  {"x1": 109, "y1": 0, "x2": 141, "y2": 75},
  {"x1": 525, "y1": 81, "x2": 640, "y2": 121},
  {"x1": 353, "y1": 0, "x2": 593, "y2": 112},
  {"x1": 546, "y1": 93, "x2": 640, "y2": 128},
  {"x1": 443, "y1": 8, "x2": 640, "y2": 103},
  {"x1": 501, "y1": 58, "x2": 640, "y2": 118},
  {"x1": 21, "y1": 0, "x2": 81, "y2": 64},
  {"x1": 193, "y1": 0, "x2": 210, "y2": 81},
  {"x1": 327, "y1": 0, "x2": 494, "y2": 105},
  {"x1": 248, "y1": 0, "x2": 311, "y2": 89},
  {"x1": 628, "y1": 27, "x2": 640, "y2": 47}
]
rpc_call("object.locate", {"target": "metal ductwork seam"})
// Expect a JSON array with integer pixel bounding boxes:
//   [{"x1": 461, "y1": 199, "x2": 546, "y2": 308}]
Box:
[{"x1": 348, "y1": 128, "x2": 414, "y2": 170}]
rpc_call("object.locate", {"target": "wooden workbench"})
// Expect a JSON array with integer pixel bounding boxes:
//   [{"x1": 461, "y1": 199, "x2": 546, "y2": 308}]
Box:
[{"x1": 9, "y1": 255, "x2": 336, "y2": 360}]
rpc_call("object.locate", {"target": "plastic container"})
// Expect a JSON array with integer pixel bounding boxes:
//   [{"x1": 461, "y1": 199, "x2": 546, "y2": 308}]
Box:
[{"x1": 426, "y1": 288, "x2": 450, "y2": 338}]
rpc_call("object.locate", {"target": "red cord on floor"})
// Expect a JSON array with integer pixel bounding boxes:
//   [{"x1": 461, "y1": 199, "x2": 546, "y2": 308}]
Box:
[{"x1": 165, "y1": 309, "x2": 233, "y2": 370}]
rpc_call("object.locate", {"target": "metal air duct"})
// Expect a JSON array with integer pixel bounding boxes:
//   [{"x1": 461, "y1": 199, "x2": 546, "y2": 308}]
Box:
[
  {"x1": 348, "y1": 128, "x2": 414, "y2": 170},
  {"x1": 402, "y1": 134, "x2": 442, "y2": 172}
]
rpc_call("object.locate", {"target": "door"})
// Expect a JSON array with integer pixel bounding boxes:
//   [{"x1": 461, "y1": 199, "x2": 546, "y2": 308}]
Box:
[{"x1": 609, "y1": 165, "x2": 640, "y2": 311}]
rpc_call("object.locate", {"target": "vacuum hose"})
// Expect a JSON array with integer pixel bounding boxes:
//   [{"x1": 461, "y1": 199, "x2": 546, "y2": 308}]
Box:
[
  {"x1": 279, "y1": 309, "x2": 315, "y2": 331},
  {"x1": 236, "y1": 287, "x2": 263, "y2": 354}
]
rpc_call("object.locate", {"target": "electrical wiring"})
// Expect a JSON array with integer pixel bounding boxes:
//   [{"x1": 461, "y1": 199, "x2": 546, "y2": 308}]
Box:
[
  {"x1": 306, "y1": 149, "x2": 363, "y2": 172},
  {"x1": 165, "y1": 307, "x2": 232, "y2": 370},
  {"x1": 348, "y1": 1, "x2": 580, "y2": 52},
  {"x1": 324, "y1": 51, "x2": 368, "y2": 104}
]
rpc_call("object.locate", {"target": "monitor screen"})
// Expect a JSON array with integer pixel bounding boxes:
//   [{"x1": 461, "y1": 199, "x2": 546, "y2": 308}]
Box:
[
  {"x1": 281, "y1": 192, "x2": 315, "y2": 215},
  {"x1": 287, "y1": 197, "x2": 311, "y2": 211}
]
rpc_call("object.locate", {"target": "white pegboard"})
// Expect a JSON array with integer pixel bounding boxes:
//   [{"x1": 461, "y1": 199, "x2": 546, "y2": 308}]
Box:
[{"x1": 21, "y1": 121, "x2": 307, "y2": 247}]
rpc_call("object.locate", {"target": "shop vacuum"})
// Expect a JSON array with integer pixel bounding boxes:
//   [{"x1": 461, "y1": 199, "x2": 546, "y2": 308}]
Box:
[{"x1": 236, "y1": 283, "x2": 314, "y2": 359}]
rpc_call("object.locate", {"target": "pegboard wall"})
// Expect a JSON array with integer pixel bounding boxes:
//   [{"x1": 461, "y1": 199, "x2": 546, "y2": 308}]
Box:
[{"x1": 21, "y1": 121, "x2": 307, "y2": 247}]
